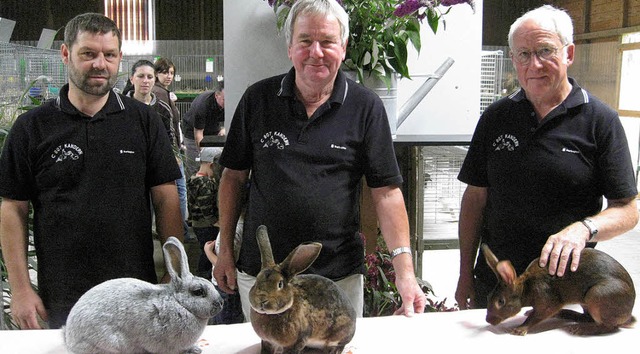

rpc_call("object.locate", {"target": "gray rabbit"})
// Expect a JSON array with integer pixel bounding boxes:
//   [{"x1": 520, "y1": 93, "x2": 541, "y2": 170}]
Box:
[
  {"x1": 63, "y1": 236, "x2": 223, "y2": 354},
  {"x1": 249, "y1": 225, "x2": 357, "y2": 354}
]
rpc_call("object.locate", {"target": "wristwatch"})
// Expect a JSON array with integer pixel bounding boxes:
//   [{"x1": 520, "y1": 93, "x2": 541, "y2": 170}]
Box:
[
  {"x1": 580, "y1": 218, "x2": 598, "y2": 242},
  {"x1": 390, "y1": 246, "x2": 412, "y2": 259}
]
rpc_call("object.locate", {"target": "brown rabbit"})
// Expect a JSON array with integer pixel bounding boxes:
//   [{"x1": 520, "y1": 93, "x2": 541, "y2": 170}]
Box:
[
  {"x1": 482, "y1": 243, "x2": 636, "y2": 336},
  {"x1": 249, "y1": 225, "x2": 357, "y2": 354}
]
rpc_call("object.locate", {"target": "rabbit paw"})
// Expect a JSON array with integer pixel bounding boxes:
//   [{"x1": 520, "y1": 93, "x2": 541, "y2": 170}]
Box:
[
  {"x1": 511, "y1": 326, "x2": 529, "y2": 336},
  {"x1": 566, "y1": 323, "x2": 618, "y2": 336}
]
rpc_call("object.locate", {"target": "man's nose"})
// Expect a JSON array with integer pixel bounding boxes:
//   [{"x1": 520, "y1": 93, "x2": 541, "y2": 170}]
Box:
[
  {"x1": 92, "y1": 53, "x2": 107, "y2": 70},
  {"x1": 309, "y1": 41, "x2": 324, "y2": 58}
]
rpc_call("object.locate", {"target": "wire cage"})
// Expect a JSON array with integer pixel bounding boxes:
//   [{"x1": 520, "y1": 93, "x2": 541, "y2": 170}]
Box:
[
  {"x1": 0, "y1": 42, "x2": 66, "y2": 125},
  {"x1": 422, "y1": 146, "x2": 468, "y2": 245},
  {"x1": 479, "y1": 50, "x2": 503, "y2": 115},
  {"x1": 171, "y1": 54, "x2": 224, "y2": 93}
]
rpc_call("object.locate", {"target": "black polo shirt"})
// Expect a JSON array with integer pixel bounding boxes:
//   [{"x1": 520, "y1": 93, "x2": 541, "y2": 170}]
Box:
[
  {"x1": 221, "y1": 68, "x2": 402, "y2": 279},
  {"x1": 182, "y1": 90, "x2": 224, "y2": 139},
  {"x1": 459, "y1": 78, "x2": 637, "y2": 278},
  {"x1": 0, "y1": 85, "x2": 181, "y2": 315}
]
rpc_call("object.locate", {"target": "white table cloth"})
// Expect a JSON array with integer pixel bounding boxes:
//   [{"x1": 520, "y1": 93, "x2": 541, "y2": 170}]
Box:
[{"x1": 1, "y1": 307, "x2": 637, "y2": 353}]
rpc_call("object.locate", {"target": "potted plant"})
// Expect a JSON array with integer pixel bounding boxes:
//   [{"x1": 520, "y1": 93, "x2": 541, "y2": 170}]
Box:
[
  {"x1": 265, "y1": 0, "x2": 475, "y2": 86},
  {"x1": 362, "y1": 232, "x2": 457, "y2": 316}
]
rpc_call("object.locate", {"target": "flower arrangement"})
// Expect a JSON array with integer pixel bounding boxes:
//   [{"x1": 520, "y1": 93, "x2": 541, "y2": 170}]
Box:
[
  {"x1": 362, "y1": 233, "x2": 458, "y2": 317},
  {"x1": 265, "y1": 0, "x2": 474, "y2": 85}
]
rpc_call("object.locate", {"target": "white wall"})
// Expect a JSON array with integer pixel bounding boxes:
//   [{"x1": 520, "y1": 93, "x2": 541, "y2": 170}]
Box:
[
  {"x1": 223, "y1": 0, "x2": 484, "y2": 139},
  {"x1": 223, "y1": 0, "x2": 291, "y2": 127},
  {"x1": 396, "y1": 1, "x2": 482, "y2": 137},
  {"x1": 621, "y1": 117, "x2": 640, "y2": 185}
]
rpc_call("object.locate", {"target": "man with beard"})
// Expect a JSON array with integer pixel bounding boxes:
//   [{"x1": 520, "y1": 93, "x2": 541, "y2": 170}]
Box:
[{"x1": 0, "y1": 13, "x2": 183, "y2": 329}]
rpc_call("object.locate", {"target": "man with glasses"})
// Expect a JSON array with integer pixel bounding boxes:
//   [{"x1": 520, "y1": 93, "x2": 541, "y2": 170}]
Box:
[{"x1": 455, "y1": 5, "x2": 638, "y2": 309}]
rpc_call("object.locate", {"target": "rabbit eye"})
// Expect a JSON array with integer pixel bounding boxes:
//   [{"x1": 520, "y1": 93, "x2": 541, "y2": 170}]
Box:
[
  {"x1": 191, "y1": 285, "x2": 206, "y2": 297},
  {"x1": 497, "y1": 297, "x2": 506, "y2": 307},
  {"x1": 278, "y1": 280, "x2": 284, "y2": 290}
]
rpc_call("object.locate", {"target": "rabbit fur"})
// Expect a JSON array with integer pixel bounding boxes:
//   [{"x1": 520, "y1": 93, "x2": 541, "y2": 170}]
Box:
[
  {"x1": 249, "y1": 225, "x2": 357, "y2": 354},
  {"x1": 482, "y1": 243, "x2": 636, "y2": 336},
  {"x1": 63, "y1": 236, "x2": 223, "y2": 354}
]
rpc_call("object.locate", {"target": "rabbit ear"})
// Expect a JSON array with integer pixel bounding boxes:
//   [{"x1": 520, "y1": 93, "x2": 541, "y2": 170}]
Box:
[
  {"x1": 256, "y1": 225, "x2": 276, "y2": 269},
  {"x1": 496, "y1": 260, "x2": 517, "y2": 285},
  {"x1": 482, "y1": 243, "x2": 500, "y2": 277},
  {"x1": 162, "y1": 236, "x2": 191, "y2": 287},
  {"x1": 280, "y1": 242, "x2": 322, "y2": 278}
]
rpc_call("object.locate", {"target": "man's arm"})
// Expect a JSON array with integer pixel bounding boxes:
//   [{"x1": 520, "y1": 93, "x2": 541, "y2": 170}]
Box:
[
  {"x1": 194, "y1": 128, "x2": 205, "y2": 151},
  {"x1": 150, "y1": 182, "x2": 183, "y2": 244},
  {"x1": 455, "y1": 185, "x2": 487, "y2": 309},
  {"x1": 213, "y1": 168, "x2": 249, "y2": 294},
  {"x1": 370, "y1": 185, "x2": 426, "y2": 316},
  {"x1": 0, "y1": 198, "x2": 48, "y2": 329},
  {"x1": 540, "y1": 195, "x2": 638, "y2": 276}
]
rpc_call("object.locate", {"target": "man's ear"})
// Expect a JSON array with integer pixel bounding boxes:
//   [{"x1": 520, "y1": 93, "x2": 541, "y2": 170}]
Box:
[
  {"x1": 61, "y1": 44, "x2": 70, "y2": 65},
  {"x1": 564, "y1": 43, "x2": 575, "y2": 65}
]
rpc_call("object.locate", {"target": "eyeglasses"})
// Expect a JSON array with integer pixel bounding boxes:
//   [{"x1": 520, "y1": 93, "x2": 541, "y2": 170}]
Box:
[{"x1": 511, "y1": 44, "x2": 568, "y2": 66}]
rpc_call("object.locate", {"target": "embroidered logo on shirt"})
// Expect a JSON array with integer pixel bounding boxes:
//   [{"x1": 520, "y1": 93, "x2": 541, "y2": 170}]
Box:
[
  {"x1": 51, "y1": 143, "x2": 83, "y2": 162},
  {"x1": 261, "y1": 131, "x2": 289, "y2": 150},
  {"x1": 493, "y1": 134, "x2": 519, "y2": 151},
  {"x1": 330, "y1": 144, "x2": 347, "y2": 150}
]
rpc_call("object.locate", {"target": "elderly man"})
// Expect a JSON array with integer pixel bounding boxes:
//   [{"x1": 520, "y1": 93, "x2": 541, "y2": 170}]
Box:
[
  {"x1": 455, "y1": 5, "x2": 638, "y2": 309},
  {"x1": 214, "y1": 0, "x2": 426, "y2": 319}
]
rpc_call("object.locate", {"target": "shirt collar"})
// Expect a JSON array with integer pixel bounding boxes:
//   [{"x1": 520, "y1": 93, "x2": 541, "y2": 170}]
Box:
[
  {"x1": 278, "y1": 67, "x2": 348, "y2": 106},
  {"x1": 56, "y1": 84, "x2": 126, "y2": 117},
  {"x1": 509, "y1": 77, "x2": 588, "y2": 108}
]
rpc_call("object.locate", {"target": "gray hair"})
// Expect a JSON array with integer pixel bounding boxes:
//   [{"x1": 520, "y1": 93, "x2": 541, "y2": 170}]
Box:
[
  {"x1": 283, "y1": 0, "x2": 349, "y2": 46},
  {"x1": 508, "y1": 5, "x2": 574, "y2": 49},
  {"x1": 64, "y1": 13, "x2": 122, "y2": 50}
]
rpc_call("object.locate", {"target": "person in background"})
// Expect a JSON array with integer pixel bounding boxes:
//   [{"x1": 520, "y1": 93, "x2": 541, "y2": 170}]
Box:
[
  {"x1": 214, "y1": 0, "x2": 425, "y2": 320},
  {"x1": 126, "y1": 60, "x2": 175, "y2": 146},
  {"x1": 187, "y1": 147, "x2": 222, "y2": 279},
  {"x1": 182, "y1": 80, "x2": 225, "y2": 179},
  {"x1": 455, "y1": 4, "x2": 639, "y2": 309},
  {"x1": 0, "y1": 13, "x2": 183, "y2": 329},
  {"x1": 153, "y1": 57, "x2": 191, "y2": 241}
]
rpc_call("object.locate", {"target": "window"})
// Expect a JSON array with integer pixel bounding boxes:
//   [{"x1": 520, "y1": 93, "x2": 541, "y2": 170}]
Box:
[{"x1": 618, "y1": 33, "x2": 640, "y2": 117}]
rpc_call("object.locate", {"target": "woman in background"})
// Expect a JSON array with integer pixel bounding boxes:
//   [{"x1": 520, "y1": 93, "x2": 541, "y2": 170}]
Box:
[
  {"x1": 145, "y1": 58, "x2": 190, "y2": 241},
  {"x1": 153, "y1": 58, "x2": 192, "y2": 242}
]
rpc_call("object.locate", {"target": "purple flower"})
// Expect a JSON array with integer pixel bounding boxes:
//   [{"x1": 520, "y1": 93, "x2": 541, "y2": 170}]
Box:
[
  {"x1": 442, "y1": 0, "x2": 475, "y2": 10},
  {"x1": 394, "y1": 0, "x2": 423, "y2": 17}
]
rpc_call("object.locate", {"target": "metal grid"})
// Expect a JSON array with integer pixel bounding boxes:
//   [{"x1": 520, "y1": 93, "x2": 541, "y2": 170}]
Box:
[
  {"x1": 171, "y1": 54, "x2": 224, "y2": 92},
  {"x1": 1, "y1": 42, "x2": 66, "y2": 125},
  {"x1": 422, "y1": 146, "x2": 468, "y2": 243},
  {"x1": 479, "y1": 50, "x2": 503, "y2": 114}
]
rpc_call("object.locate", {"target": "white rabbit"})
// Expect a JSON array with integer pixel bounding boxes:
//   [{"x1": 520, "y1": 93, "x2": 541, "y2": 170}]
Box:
[{"x1": 63, "y1": 236, "x2": 223, "y2": 354}]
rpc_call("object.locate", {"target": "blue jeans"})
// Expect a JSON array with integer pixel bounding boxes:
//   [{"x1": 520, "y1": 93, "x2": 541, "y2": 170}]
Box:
[
  {"x1": 211, "y1": 284, "x2": 244, "y2": 325},
  {"x1": 176, "y1": 162, "x2": 189, "y2": 240}
]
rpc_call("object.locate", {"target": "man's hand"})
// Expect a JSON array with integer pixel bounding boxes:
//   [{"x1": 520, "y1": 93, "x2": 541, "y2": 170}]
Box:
[
  {"x1": 454, "y1": 272, "x2": 475, "y2": 310},
  {"x1": 11, "y1": 287, "x2": 48, "y2": 329},
  {"x1": 213, "y1": 251, "x2": 238, "y2": 294},
  {"x1": 393, "y1": 276, "x2": 426, "y2": 316},
  {"x1": 539, "y1": 222, "x2": 588, "y2": 276}
]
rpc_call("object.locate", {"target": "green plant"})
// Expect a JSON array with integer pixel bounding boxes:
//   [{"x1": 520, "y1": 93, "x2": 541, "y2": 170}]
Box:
[
  {"x1": 362, "y1": 232, "x2": 457, "y2": 317},
  {"x1": 265, "y1": 0, "x2": 474, "y2": 86}
]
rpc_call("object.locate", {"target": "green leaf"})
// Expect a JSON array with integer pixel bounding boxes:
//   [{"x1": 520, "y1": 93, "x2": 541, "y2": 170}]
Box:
[{"x1": 427, "y1": 9, "x2": 441, "y2": 34}]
